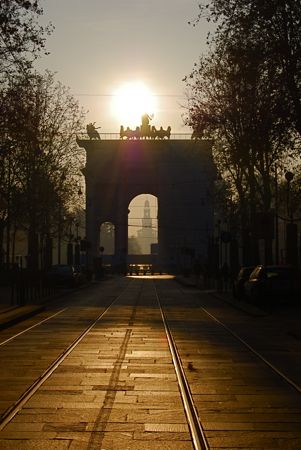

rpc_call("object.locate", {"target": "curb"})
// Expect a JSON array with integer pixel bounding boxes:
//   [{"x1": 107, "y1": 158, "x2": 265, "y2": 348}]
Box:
[
  {"x1": 0, "y1": 305, "x2": 46, "y2": 330},
  {"x1": 210, "y1": 291, "x2": 268, "y2": 317},
  {"x1": 0, "y1": 281, "x2": 97, "y2": 331},
  {"x1": 175, "y1": 276, "x2": 267, "y2": 317}
]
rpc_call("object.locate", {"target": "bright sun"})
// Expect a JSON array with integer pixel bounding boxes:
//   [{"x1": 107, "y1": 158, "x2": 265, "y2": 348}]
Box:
[{"x1": 111, "y1": 82, "x2": 157, "y2": 128}]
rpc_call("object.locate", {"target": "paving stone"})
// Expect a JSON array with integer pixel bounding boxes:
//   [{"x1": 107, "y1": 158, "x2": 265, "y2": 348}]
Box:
[
  {"x1": 133, "y1": 431, "x2": 192, "y2": 440},
  {"x1": 0, "y1": 440, "x2": 70, "y2": 450},
  {"x1": 144, "y1": 423, "x2": 189, "y2": 432},
  {"x1": 1, "y1": 278, "x2": 301, "y2": 449}
]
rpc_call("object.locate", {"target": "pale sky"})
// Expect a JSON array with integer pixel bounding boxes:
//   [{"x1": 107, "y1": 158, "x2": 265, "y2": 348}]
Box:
[
  {"x1": 38, "y1": 0, "x2": 211, "y2": 133},
  {"x1": 37, "y1": 1, "x2": 211, "y2": 239}
]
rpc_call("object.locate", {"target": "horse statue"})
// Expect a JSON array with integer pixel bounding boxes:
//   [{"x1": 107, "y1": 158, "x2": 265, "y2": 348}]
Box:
[
  {"x1": 152, "y1": 126, "x2": 171, "y2": 139},
  {"x1": 119, "y1": 116, "x2": 171, "y2": 140},
  {"x1": 86, "y1": 122, "x2": 101, "y2": 139},
  {"x1": 120, "y1": 126, "x2": 141, "y2": 139},
  {"x1": 158, "y1": 126, "x2": 171, "y2": 139}
]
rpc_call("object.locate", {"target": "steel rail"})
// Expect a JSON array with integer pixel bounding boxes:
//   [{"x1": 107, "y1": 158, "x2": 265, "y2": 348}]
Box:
[
  {"x1": 200, "y1": 304, "x2": 301, "y2": 394},
  {"x1": 154, "y1": 284, "x2": 209, "y2": 450},
  {"x1": 0, "y1": 280, "x2": 129, "y2": 347},
  {"x1": 0, "y1": 308, "x2": 68, "y2": 347},
  {"x1": 0, "y1": 289, "x2": 126, "y2": 431},
  {"x1": 176, "y1": 284, "x2": 301, "y2": 395}
]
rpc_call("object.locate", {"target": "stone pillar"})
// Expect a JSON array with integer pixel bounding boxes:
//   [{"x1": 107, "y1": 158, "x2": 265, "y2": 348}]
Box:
[
  {"x1": 114, "y1": 216, "x2": 128, "y2": 274},
  {"x1": 86, "y1": 211, "x2": 100, "y2": 270}
]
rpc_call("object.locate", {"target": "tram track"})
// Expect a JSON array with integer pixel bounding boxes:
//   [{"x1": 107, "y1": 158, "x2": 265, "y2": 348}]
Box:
[
  {"x1": 0, "y1": 278, "x2": 132, "y2": 349},
  {"x1": 197, "y1": 302, "x2": 301, "y2": 395},
  {"x1": 0, "y1": 308, "x2": 68, "y2": 347},
  {"x1": 0, "y1": 282, "x2": 114, "y2": 347},
  {"x1": 0, "y1": 277, "x2": 300, "y2": 449},
  {"x1": 168, "y1": 283, "x2": 301, "y2": 395},
  {"x1": 0, "y1": 289, "x2": 124, "y2": 432},
  {"x1": 0, "y1": 278, "x2": 206, "y2": 449},
  {"x1": 155, "y1": 284, "x2": 209, "y2": 450},
  {"x1": 156, "y1": 279, "x2": 301, "y2": 448},
  {"x1": 155, "y1": 280, "x2": 301, "y2": 449},
  {"x1": 0, "y1": 281, "x2": 132, "y2": 431}
]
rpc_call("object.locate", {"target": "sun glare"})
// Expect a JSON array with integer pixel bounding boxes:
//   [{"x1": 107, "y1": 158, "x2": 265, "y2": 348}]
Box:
[{"x1": 111, "y1": 82, "x2": 157, "y2": 128}]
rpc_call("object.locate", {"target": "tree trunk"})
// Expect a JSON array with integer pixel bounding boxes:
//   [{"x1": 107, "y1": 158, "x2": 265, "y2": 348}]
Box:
[{"x1": 27, "y1": 226, "x2": 39, "y2": 270}]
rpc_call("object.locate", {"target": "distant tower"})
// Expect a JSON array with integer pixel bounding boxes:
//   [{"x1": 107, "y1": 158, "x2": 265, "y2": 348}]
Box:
[
  {"x1": 137, "y1": 199, "x2": 157, "y2": 254},
  {"x1": 142, "y1": 200, "x2": 151, "y2": 226}
]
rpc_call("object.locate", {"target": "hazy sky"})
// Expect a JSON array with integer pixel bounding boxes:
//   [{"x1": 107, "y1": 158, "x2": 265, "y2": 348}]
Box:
[
  {"x1": 37, "y1": 1, "x2": 211, "y2": 239},
  {"x1": 38, "y1": 0, "x2": 210, "y2": 133}
]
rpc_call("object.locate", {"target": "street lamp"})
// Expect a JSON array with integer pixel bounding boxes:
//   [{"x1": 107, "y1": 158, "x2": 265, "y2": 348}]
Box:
[
  {"x1": 57, "y1": 173, "x2": 67, "y2": 264},
  {"x1": 285, "y1": 171, "x2": 294, "y2": 221},
  {"x1": 66, "y1": 216, "x2": 75, "y2": 265},
  {"x1": 273, "y1": 165, "x2": 279, "y2": 265},
  {"x1": 0, "y1": 194, "x2": 8, "y2": 266},
  {"x1": 284, "y1": 171, "x2": 298, "y2": 266},
  {"x1": 74, "y1": 187, "x2": 83, "y2": 266},
  {"x1": 74, "y1": 221, "x2": 81, "y2": 266}
]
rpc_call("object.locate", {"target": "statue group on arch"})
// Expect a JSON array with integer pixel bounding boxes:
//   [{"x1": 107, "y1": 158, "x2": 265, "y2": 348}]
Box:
[
  {"x1": 120, "y1": 113, "x2": 171, "y2": 140},
  {"x1": 86, "y1": 122, "x2": 101, "y2": 139}
]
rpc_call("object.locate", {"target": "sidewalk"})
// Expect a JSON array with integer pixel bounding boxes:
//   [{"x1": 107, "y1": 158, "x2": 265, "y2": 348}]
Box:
[
  {"x1": 0, "y1": 278, "x2": 96, "y2": 331},
  {"x1": 0, "y1": 285, "x2": 45, "y2": 330},
  {"x1": 175, "y1": 274, "x2": 267, "y2": 317}
]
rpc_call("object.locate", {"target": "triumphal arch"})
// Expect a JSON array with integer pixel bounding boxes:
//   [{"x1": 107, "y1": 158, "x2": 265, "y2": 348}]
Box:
[{"x1": 77, "y1": 125, "x2": 216, "y2": 272}]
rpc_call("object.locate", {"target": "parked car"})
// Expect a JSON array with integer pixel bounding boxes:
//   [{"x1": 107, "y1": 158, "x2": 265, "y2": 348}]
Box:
[
  {"x1": 46, "y1": 264, "x2": 81, "y2": 288},
  {"x1": 232, "y1": 266, "x2": 256, "y2": 300},
  {"x1": 244, "y1": 265, "x2": 301, "y2": 304}
]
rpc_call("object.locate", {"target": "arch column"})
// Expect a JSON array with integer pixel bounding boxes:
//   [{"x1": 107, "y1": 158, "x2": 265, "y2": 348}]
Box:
[
  {"x1": 86, "y1": 216, "x2": 100, "y2": 269},
  {"x1": 85, "y1": 178, "x2": 100, "y2": 270},
  {"x1": 114, "y1": 207, "x2": 128, "y2": 273}
]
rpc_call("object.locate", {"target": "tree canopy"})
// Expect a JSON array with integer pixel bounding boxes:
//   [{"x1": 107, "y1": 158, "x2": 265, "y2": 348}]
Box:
[
  {"x1": 0, "y1": 0, "x2": 53, "y2": 74},
  {"x1": 0, "y1": 2, "x2": 86, "y2": 269},
  {"x1": 185, "y1": 0, "x2": 301, "y2": 265},
  {"x1": 195, "y1": 0, "x2": 301, "y2": 136}
]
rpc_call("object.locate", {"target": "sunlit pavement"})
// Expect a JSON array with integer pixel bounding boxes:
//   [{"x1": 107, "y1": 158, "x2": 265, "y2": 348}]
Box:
[
  {"x1": 127, "y1": 274, "x2": 175, "y2": 280},
  {"x1": 0, "y1": 276, "x2": 300, "y2": 449}
]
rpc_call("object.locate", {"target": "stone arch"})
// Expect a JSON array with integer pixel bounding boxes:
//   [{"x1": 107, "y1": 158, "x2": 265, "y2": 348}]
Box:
[{"x1": 77, "y1": 138, "x2": 216, "y2": 273}]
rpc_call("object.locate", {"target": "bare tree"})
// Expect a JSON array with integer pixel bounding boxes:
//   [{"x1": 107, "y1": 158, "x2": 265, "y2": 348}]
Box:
[
  {"x1": 184, "y1": 33, "x2": 295, "y2": 264},
  {"x1": 0, "y1": 0, "x2": 53, "y2": 74},
  {"x1": 2, "y1": 71, "x2": 85, "y2": 269},
  {"x1": 195, "y1": 0, "x2": 301, "y2": 137}
]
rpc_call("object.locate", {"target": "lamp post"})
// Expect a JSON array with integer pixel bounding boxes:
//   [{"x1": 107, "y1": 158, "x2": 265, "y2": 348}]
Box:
[
  {"x1": 0, "y1": 194, "x2": 8, "y2": 266},
  {"x1": 285, "y1": 171, "x2": 294, "y2": 221},
  {"x1": 75, "y1": 187, "x2": 83, "y2": 266},
  {"x1": 57, "y1": 173, "x2": 66, "y2": 264},
  {"x1": 274, "y1": 165, "x2": 279, "y2": 265},
  {"x1": 285, "y1": 171, "x2": 297, "y2": 266},
  {"x1": 57, "y1": 203, "x2": 63, "y2": 265},
  {"x1": 66, "y1": 216, "x2": 74, "y2": 265},
  {"x1": 6, "y1": 149, "x2": 11, "y2": 269},
  {"x1": 74, "y1": 221, "x2": 80, "y2": 266}
]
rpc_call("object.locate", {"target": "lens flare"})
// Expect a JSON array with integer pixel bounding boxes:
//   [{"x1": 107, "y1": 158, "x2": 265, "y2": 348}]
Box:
[{"x1": 111, "y1": 81, "x2": 157, "y2": 127}]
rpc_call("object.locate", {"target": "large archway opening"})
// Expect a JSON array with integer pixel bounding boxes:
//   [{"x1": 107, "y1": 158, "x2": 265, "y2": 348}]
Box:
[{"x1": 128, "y1": 194, "x2": 158, "y2": 256}]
